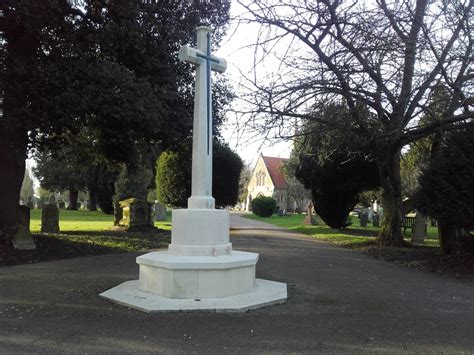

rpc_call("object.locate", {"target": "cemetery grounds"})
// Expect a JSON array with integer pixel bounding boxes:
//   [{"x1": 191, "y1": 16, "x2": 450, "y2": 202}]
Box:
[
  {"x1": 0, "y1": 209, "x2": 171, "y2": 266},
  {"x1": 1, "y1": 210, "x2": 472, "y2": 283},
  {"x1": 244, "y1": 213, "x2": 474, "y2": 282}
]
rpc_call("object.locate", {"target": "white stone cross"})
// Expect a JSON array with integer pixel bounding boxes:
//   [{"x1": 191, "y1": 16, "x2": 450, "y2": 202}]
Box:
[{"x1": 178, "y1": 26, "x2": 227, "y2": 210}]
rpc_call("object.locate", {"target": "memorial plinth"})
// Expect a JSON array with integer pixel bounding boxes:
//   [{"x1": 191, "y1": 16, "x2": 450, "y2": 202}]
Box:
[
  {"x1": 137, "y1": 251, "x2": 257, "y2": 299},
  {"x1": 100, "y1": 26, "x2": 287, "y2": 312}
]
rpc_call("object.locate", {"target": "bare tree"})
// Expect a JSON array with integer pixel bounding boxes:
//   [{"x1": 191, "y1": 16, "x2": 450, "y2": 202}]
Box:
[{"x1": 235, "y1": 0, "x2": 473, "y2": 245}]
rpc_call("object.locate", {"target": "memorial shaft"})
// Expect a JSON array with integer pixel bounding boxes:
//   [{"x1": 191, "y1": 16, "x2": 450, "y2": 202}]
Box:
[{"x1": 189, "y1": 26, "x2": 214, "y2": 209}]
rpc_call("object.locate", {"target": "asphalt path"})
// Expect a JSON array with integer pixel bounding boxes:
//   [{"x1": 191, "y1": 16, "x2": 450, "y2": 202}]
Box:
[{"x1": 0, "y1": 213, "x2": 473, "y2": 354}]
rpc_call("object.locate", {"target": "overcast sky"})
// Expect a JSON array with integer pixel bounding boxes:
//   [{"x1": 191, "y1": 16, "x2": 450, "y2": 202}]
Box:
[{"x1": 216, "y1": 2, "x2": 292, "y2": 167}]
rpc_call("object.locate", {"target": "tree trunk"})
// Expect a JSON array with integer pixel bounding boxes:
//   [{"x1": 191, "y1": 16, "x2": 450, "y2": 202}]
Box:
[
  {"x1": 438, "y1": 219, "x2": 459, "y2": 254},
  {"x1": 0, "y1": 130, "x2": 27, "y2": 244},
  {"x1": 377, "y1": 147, "x2": 405, "y2": 246},
  {"x1": 68, "y1": 188, "x2": 79, "y2": 210},
  {"x1": 1, "y1": 13, "x2": 36, "y2": 245},
  {"x1": 113, "y1": 202, "x2": 123, "y2": 226},
  {"x1": 88, "y1": 189, "x2": 98, "y2": 211}
]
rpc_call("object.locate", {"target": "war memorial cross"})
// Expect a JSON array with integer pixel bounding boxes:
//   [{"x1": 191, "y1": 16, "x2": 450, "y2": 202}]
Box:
[
  {"x1": 178, "y1": 26, "x2": 227, "y2": 209},
  {"x1": 100, "y1": 27, "x2": 287, "y2": 313}
]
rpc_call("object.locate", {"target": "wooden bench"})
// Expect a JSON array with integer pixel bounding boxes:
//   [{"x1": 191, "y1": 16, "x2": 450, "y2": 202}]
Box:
[
  {"x1": 401, "y1": 216, "x2": 428, "y2": 235},
  {"x1": 401, "y1": 216, "x2": 416, "y2": 234}
]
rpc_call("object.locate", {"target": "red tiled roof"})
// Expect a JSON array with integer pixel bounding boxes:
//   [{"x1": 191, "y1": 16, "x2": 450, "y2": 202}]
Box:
[{"x1": 262, "y1": 156, "x2": 288, "y2": 189}]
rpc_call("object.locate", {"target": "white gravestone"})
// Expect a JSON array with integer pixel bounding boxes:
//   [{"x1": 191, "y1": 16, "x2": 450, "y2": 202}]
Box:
[
  {"x1": 101, "y1": 27, "x2": 287, "y2": 312},
  {"x1": 154, "y1": 202, "x2": 167, "y2": 221}
]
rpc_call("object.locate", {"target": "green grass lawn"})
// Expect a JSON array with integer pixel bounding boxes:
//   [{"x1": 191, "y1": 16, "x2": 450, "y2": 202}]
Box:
[
  {"x1": 4, "y1": 208, "x2": 441, "y2": 268},
  {"x1": 245, "y1": 213, "x2": 474, "y2": 282},
  {"x1": 1, "y1": 209, "x2": 173, "y2": 266},
  {"x1": 244, "y1": 213, "x2": 440, "y2": 248},
  {"x1": 30, "y1": 209, "x2": 172, "y2": 232},
  {"x1": 7, "y1": 210, "x2": 471, "y2": 281}
]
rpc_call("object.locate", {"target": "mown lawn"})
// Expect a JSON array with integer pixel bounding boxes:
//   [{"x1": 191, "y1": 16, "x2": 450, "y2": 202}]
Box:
[
  {"x1": 244, "y1": 213, "x2": 440, "y2": 248},
  {"x1": 242, "y1": 213, "x2": 474, "y2": 281},
  {"x1": 1, "y1": 209, "x2": 172, "y2": 266},
  {"x1": 30, "y1": 208, "x2": 173, "y2": 232}
]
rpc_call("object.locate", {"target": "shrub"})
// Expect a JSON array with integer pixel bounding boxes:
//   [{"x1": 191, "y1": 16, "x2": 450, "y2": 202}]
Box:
[
  {"x1": 156, "y1": 141, "x2": 243, "y2": 208},
  {"x1": 292, "y1": 103, "x2": 380, "y2": 228},
  {"x1": 213, "y1": 141, "x2": 243, "y2": 208},
  {"x1": 415, "y1": 124, "x2": 474, "y2": 253},
  {"x1": 251, "y1": 196, "x2": 277, "y2": 217},
  {"x1": 156, "y1": 150, "x2": 190, "y2": 208}
]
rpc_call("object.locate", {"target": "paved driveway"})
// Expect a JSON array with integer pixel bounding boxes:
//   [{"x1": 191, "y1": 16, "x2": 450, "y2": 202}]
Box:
[
  {"x1": 229, "y1": 212, "x2": 286, "y2": 230},
  {"x1": 0, "y1": 214, "x2": 473, "y2": 353}
]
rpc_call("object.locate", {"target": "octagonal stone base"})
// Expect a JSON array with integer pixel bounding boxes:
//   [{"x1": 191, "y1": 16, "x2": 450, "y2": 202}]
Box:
[
  {"x1": 100, "y1": 250, "x2": 288, "y2": 313},
  {"x1": 100, "y1": 279, "x2": 287, "y2": 313},
  {"x1": 137, "y1": 251, "x2": 257, "y2": 299}
]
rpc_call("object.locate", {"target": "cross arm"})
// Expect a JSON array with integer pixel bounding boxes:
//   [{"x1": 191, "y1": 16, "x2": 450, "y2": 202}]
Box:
[{"x1": 178, "y1": 45, "x2": 227, "y2": 73}]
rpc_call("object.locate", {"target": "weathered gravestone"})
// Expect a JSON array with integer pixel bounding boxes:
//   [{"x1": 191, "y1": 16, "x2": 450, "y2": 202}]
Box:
[
  {"x1": 58, "y1": 201, "x2": 65, "y2": 209},
  {"x1": 12, "y1": 205, "x2": 36, "y2": 250},
  {"x1": 412, "y1": 214, "x2": 427, "y2": 245},
  {"x1": 360, "y1": 211, "x2": 368, "y2": 227},
  {"x1": 49, "y1": 195, "x2": 57, "y2": 206},
  {"x1": 154, "y1": 202, "x2": 167, "y2": 221},
  {"x1": 378, "y1": 206, "x2": 384, "y2": 221},
  {"x1": 119, "y1": 198, "x2": 155, "y2": 232},
  {"x1": 41, "y1": 204, "x2": 60, "y2": 233},
  {"x1": 367, "y1": 206, "x2": 373, "y2": 221},
  {"x1": 372, "y1": 213, "x2": 380, "y2": 227}
]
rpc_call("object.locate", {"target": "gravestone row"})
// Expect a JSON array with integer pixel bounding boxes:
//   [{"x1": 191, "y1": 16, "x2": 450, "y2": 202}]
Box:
[
  {"x1": 12, "y1": 203, "x2": 60, "y2": 250},
  {"x1": 14, "y1": 198, "x2": 166, "y2": 251}
]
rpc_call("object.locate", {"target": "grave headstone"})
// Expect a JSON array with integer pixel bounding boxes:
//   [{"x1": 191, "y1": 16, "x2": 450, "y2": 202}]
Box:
[
  {"x1": 367, "y1": 207, "x2": 373, "y2": 221},
  {"x1": 373, "y1": 200, "x2": 379, "y2": 213},
  {"x1": 430, "y1": 218, "x2": 437, "y2": 227},
  {"x1": 372, "y1": 213, "x2": 380, "y2": 227},
  {"x1": 412, "y1": 214, "x2": 427, "y2": 245},
  {"x1": 119, "y1": 198, "x2": 156, "y2": 232},
  {"x1": 154, "y1": 202, "x2": 167, "y2": 221},
  {"x1": 58, "y1": 201, "x2": 65, "y2": 209},
  {"x1": 37, "y1": 200, "x2": 45, "y2": 209},
  {"x1": 360, "y1": 211, "x2": 368, "y2": 227},
  {"x1": 41, "y1": 204, "x2": 60, "y2": 233},
  {"x1": 277, "y1": 209, "x2": 285, "y2": 217},
  {"x1": 378, "y1": 206, "x2": 384, "y2": 220},
  {"x1": 49, "y1": 195, "x2": 57, "y2": 206},
  {"x1": 12, "y1": 205, "x2": 36, "y2": 250}
]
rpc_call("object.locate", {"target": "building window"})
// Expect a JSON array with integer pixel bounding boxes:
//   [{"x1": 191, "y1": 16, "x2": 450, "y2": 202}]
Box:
[{"x1": 256, "y1": 171, "x2": 266, "y2": 186}]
